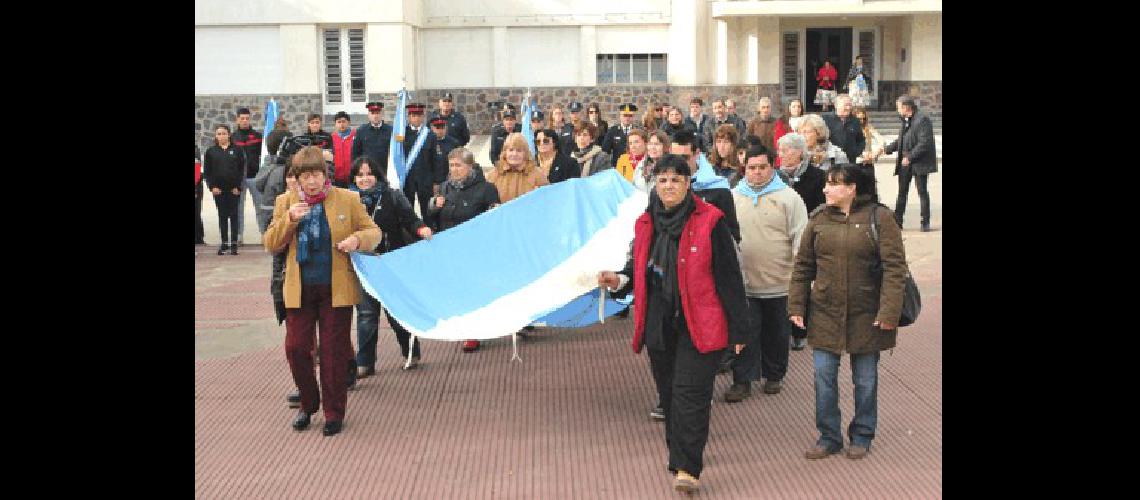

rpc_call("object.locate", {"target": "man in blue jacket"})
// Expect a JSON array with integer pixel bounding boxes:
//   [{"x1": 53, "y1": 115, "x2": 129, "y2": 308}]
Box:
[{"x1": 351, "y1": 101, "x2": 392, "y2": 173}]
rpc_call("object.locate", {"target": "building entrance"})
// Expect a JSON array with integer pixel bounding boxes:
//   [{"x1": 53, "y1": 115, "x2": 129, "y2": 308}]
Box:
[{"x1": 805, "y1": 28, "x2": 852, "y2": 112}]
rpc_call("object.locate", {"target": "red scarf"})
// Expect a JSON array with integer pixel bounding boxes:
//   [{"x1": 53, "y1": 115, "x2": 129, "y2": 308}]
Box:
[
  {"x1": 628, "y1": 153, "x2": 645, "y2": 166},
  {"x1": 298, "y1": 179, "x2": 332, "y2": 205}
]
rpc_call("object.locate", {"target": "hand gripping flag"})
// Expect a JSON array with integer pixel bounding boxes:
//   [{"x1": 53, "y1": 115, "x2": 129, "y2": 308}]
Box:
[
  {"x1": 387, "y1": 89, "x2": 409, "y2": 189},
  {"x1": 352, "y1": 170, "x2": 647, "y2": 349}
]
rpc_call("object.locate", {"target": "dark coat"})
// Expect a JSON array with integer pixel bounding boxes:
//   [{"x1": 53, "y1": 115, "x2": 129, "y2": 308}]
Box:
[
  {"x1": 555, "y1": 123, "x2": 575, "y2": 154},
  {"x1": 692, "y1": 186, "x2": 741, "y2": 243},
  {"x1": 884, "y1": 110, "x2": 938, "y2": 176},
  {"x1": 660, "y1": 121, "x2": 704, "y2": 152},
  {"x1": 600, "y1": 124, "x2": 631, "y2": 167},
  {"x1": 428, "y1": 110, "x2": 471, "y2": 146},
  {"x1": 787, "y1": 195, "x2": 908, "y2": 354},
  {"x1": 546, "y1": 152, "x2": 581, "y2": 184},
  {"x1": 787, "y1": 162, "x2": 827, "y2": 214},
  {"x1": 488, "y1": 122, "x2": 522, "y2": 165},
  {"x1": 702, "y1": 116, "x2": 739, "y2": 151},
  {"x1": 822, "y1": 113, "x2": 866, "y2": 164},
  {"x1": 360, "y1": 185, "x2": 426, "y2": 254},
  {"x1": 352, "y1": 122, "x2": 393, "y2": 172},
  {"x1": 402, "y1": 126, "x2": 446, "y2": 189},
  {"x1": 431, "y1": 174, "x2": 500, "y2": 231},
  {"x1": 202, "y1": 143, "x2": 247, "y2": 192},
  {"x1": 231, "y1": 126, "x2": 263, "y2": 178}
]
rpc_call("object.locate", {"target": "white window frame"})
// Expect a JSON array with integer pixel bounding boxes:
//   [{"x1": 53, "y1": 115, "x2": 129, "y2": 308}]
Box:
[
  {"x1": 596, "y1": 53, "x2": 667, "y2": 85},
  {"x1": 320, "y1": 26, "x2": 367, "y2": 115}
]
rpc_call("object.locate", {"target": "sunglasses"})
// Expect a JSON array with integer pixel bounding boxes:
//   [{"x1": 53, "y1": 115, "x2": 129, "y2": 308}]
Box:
[
  {"x1": 535, "y1": 137, "x2": 552, "y2": 145},
  {"x1": 588, "y1": 110, "x2": 598, "y2": 114},
  {"x1": 654, "y1": 107, "x2": 663, "y2": 112}
]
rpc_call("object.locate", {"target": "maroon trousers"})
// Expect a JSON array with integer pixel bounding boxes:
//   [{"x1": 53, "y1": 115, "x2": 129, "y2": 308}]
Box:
[{"x1": 285, "y1": 285, "x2": 353, "y2": 422}]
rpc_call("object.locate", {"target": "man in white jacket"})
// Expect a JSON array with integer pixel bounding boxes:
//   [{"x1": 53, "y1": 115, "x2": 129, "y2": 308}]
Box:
[{"x1": 724, "y1": 141, "x2": 808, "y2": 401}]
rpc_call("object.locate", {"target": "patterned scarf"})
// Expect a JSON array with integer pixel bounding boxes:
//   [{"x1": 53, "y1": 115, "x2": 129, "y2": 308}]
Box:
[{"x1": 295, "y1": 180, "x2": 331, "y2": 264}]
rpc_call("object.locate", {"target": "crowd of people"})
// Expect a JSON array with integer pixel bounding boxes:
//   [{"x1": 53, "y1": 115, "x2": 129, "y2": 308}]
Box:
[{"x1": 195, "y1": 91, "x2": 936, "y2": 493}]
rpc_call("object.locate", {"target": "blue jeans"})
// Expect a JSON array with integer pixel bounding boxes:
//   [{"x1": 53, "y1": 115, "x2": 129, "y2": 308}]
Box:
[
  {"x1": 355, "y1": 289, "x2": 420, "y2": 369},
  {"x1": 240, "y1": 178, "x2": 268, "y2": 236},
  {"x1": 813, "y1": 349, "x2": 880, "y2": 451}
]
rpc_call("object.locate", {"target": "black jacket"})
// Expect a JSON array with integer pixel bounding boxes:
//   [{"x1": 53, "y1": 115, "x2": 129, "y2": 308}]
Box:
[
  {"x1": 431, "y1": 174, "x2": 500, "y2": 231},
  {"x1": 788, "y1": 163, "x2": 827, "y2": 214},
  {"x1": 299, "y1": 130, "x2": 333, "y2": 151},
  {"x1": 822, "y1": 113, "x2": 866, "y2": 164},
  {"x1": 488, "y1": 122, "x2": 522, "y2": 165},
  {"x1": 590, "y1": 119, "x2": 609, "y2": 145},
  {"x1": 231, "y1": 126, "x2": 263, "y2": 178},
  {"x1": 402, "y1": 126, "x2": 447, "y2": 189},
  {"x1": 692, "y1": 186, "x2": 741, "y2": 243},
  {"x1": 202, "y1": 144, "x2": 247, "y2": 192},
  {"x1": 432, "y1": 133, "x2": 461, "y2": 179},
  {"x1": 661, "y1": 121, "x2": 704, "y2": 153},
  {"x1": 352, "y1": 121, "x2": 393, "y2": 172},
  {"x1": 360, "y1": 184, "x2": 426, "y2": 254},
  {"x1": 702, "y1": 116, "x2": 738, "y2": 150},
  {"x1": 428, "y1": 110, "x2": 471, "y2": 146},
  {"x1": 600, "y1": 124, "x2": 632, "y2": 167},
  {"x1": 545, "y1": 152, "x2": 581, "y2": 184},
  {"x1": 884, "y1": 110, "x2": 938, "y2": 176}
]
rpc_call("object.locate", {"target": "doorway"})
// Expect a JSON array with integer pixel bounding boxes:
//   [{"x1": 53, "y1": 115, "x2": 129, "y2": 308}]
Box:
[{"x1": 805, "y1": 28, "x2": 852, "y2": 112}]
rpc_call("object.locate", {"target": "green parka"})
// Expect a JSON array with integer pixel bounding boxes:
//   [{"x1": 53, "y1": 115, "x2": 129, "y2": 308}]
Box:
[{"x1": 787, "y1": 194, "x2": 908, "y2": 354}]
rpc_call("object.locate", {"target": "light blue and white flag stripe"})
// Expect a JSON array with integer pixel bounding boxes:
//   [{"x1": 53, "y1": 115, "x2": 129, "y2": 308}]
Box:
[
  {"x1": 260, "y1": 99, "x2": 278, "y2": 160},
  {"x1": 520, "y1": 92, "x2": 536, "y2": 157},
  {"x1": 387, "y1": 89, "x2": 409, "y2": 189},
  {"x1": 352, "y1": 170, "x2": 647, "y2": 341}
]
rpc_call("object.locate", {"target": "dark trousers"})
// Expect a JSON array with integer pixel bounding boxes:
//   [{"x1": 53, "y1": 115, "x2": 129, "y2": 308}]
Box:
[
  {"x1": 285, "y1": 285, "x2": 353, "y2": 422},
  {"x1": 646, "y1": 321, "x2": 722, "y2": 479},
  {"x1": 732, "y1": 296, "x2": 791, "y2": 384},
  {"x1": 895, "y1": 168, "x2": 930, "y2": 227},
  {"x1": 195, "y1": 185, "x2": 205, "y2": 244},
  {"x1": 212, "y1": 190, "x2": 241, "y2": 245},
  {"x1": 355, "y1": 290, "x2": 420, "y2": 368},
  {"x1": 404, "y1": 179, "x2": 437, "y2": 231}
]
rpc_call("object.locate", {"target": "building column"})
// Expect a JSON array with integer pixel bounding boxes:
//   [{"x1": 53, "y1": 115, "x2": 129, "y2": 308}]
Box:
[
  {"x1": 757, "y1": 16, "x2": 780, "y2": 85},
  {"x1": 668, "y1": 0, "x2": 699, "y2": 85},
  {"x1": 745, "y1": 18, "x2": 759, "y2": 85},
  {"x1": 367, "y1": 23, "x2": 418, "y2": 92},
  {"x1": 492, "y1": 27, "x2": 509, "y2": 87},
  {"x1": 715, "y1": 19, "x2": 728, "y2": 84},
  {"x1": 580, "y1": 25, "x2": 597, "y2": 87}
]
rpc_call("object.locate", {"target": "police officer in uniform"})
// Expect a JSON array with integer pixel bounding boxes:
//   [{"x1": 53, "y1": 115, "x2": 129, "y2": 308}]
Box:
[
  {"x1": 530, "y1": 109, "x2": 546, "y2": 137},
  {"x1": 488, "y1": 104, "x2": 521, "y2": 165},
  {"x1": 430, "y1": 114, "x2": 477, "y2": 181},
  {"x1": 403, "y1": 103, "x2": 447, "y2": 231},
  {"x1": 562, "y1": 101, "x2": 584, "y2": 153},
  {"x1": 429, "y1": 92, "x2": 470, "y2": 147},
  {"x1": 601, "y1": 103, "x2": 638, "y2": 167},
  {"x1": 351, "y1": 101, "x2": 393, "y2": 173}
]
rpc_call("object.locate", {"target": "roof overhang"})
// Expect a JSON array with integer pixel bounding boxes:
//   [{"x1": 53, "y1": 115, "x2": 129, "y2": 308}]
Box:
[{"x1": 711, "y1": 0, "x2": 942, "y2": 18}]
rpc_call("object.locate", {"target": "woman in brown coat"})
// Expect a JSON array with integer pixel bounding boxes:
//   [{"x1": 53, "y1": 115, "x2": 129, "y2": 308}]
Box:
[
  {"x1": 487, "y1": 132, "x2": 549, "y2": 203},
  {"x1": 787, "y1": 164, "x2": 907, "y2": 461}
]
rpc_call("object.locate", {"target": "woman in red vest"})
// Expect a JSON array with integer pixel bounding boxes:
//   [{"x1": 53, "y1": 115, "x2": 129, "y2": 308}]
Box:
[{"x1": 598, "y1": 154, "x2": 751, "y2": 494}]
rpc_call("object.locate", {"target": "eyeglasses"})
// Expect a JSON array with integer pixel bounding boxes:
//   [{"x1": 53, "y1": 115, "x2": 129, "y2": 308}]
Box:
[
  {"x1": 535, "y1": 137, "x2": 552, "y2": 145},
  {"x1": 654, "y1": 107, "x2": 663, "y2": 112}
]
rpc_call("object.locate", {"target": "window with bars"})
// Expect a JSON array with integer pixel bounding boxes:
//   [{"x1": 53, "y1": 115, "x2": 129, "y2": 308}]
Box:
[
  {"x1": 323, "y1": 27, "x2": 366, "y2": 106},
  {"x1": 782, "y1": 33, "x2": 799, "y2": 97},
  {"x1": 596, "y1": 53, "x2": 667, "y2": 84}
]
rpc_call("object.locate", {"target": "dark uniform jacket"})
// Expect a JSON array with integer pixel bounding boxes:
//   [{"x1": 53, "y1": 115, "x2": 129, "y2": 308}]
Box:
[
  {"x1": 488, "y1": 122, "x2": 522, "y2": 165},
  {"x1": 403, "y1": 125, "x2": 447, "y2": 189},
  {"x1": 431, "y1": 172, "x2": 501, "y2": 231},
  {"x1": 788, "y1": 194, "x2": 907, "y2": 354},
  {"x1": 432, "y1": 133, "x2": 461, "y2": 177},
  {"x1": 232, "y1": 127, "x2": 263, "y2": 178},
  {"x1": 884, "y1": 110, "x2": 937, "y2": 176},
  {"x1": 555, "y1": 123, "x2": 575, "y2": 154},
  {"x1": 202, "y1": 143, "x2": 247, "y2": 192},
  {"x1": 822, "y1": 113, "x2": 866, "y2": 164},
  {"x1": 352, "y1": 121, "x2": 393, "y2": 172},
  {"x1": 429, "y1": 110, "x2": 471, "y2": 146},
  {"x1": 600, "y1": 123, "x2": 633, "y2": 167}
]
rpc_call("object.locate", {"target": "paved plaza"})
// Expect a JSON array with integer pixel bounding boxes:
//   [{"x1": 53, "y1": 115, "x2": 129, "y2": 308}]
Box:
[{"x1": 195, "y1": 158, "x2": 942, "y2": 498}]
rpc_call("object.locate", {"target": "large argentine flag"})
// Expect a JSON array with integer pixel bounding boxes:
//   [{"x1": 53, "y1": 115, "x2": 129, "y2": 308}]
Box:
[
  {"x1": 387, "y1": 89, "x2": 409, "y2": 189},
  {"x1": 352, "y1": 170, "x2": 647, "y2": 341},
  {"x1": 259, "y1": 99, "x2": 278, "y2": 163}
]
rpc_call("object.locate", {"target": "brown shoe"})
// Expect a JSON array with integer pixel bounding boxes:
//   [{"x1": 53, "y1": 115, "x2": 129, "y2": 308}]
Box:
[
  {"x1": 845, "y1": 446, "x2": 869, "y2": 459},
  {"x1": 673, "y1": 470, "x2": 699, "y2": 493},
  {"x1": 804, "y1": 445, "x2": 840, "y2": 460}
]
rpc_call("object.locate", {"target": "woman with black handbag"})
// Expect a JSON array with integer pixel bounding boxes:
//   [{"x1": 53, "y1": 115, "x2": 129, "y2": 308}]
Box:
[{"x1": 788, "y1": 164, "x2": 908, "y2": 461}]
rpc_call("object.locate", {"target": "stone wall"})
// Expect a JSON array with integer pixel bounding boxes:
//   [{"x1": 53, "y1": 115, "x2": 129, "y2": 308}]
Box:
[
  {"x1": 195, "y1": 94, "x2": 322, "y2": 154},
  {"x1": 369, "y1": 84, "x2": 786, "y2": 135},
  {"x1": 876, "y1": 81, "x2": 942, "y2": 114}
]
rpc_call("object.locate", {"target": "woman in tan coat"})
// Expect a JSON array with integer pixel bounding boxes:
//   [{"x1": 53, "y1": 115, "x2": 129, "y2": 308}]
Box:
[
  {"x1": 487, "y1": 132, "x2": 549, "y2": 203},
  {"x1": 263, "y1": 146, "x2": 382, "y2": 437},
  {"x1": 788, "y1": 164, "x2": 907, "y2": 461}
]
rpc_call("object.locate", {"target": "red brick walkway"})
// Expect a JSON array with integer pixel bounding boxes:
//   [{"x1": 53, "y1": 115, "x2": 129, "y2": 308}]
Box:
[{"x1": 196, "y1": 248, "x2": 942, "y2": 498}]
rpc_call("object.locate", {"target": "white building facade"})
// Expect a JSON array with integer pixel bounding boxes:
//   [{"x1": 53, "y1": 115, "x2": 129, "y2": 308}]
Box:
[{"x1": 195, "y1": 0, "x2": 941, "y2": 147}]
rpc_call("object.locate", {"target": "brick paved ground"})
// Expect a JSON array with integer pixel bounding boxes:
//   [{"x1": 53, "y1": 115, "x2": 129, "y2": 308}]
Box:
[{"x1": 196, "y1": 161, "x2": 942, "y2": 498}]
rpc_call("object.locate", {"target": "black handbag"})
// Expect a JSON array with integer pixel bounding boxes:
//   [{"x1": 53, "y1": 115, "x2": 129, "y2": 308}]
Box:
[{"x1": 869, "y1": 205, "x2": 921, "y2": 327}]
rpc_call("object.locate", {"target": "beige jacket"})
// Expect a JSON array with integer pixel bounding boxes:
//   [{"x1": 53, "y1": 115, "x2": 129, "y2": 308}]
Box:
[
  {"x1": 263, "y1": 187, "x2": 382, "y2": 308},
  {"x1": 732, "y1": 185, "x2": 808, "y2": 298}
]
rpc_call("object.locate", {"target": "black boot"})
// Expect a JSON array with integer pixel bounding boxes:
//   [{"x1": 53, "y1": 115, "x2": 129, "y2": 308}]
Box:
[{"x1": 217, "y1": 243, "x2": 229, "y2": 256}]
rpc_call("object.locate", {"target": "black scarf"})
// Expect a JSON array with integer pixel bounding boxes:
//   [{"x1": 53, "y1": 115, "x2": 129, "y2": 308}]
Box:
[{"x1": 647, "y1": 191, "x2": 695, "y2": 310}]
